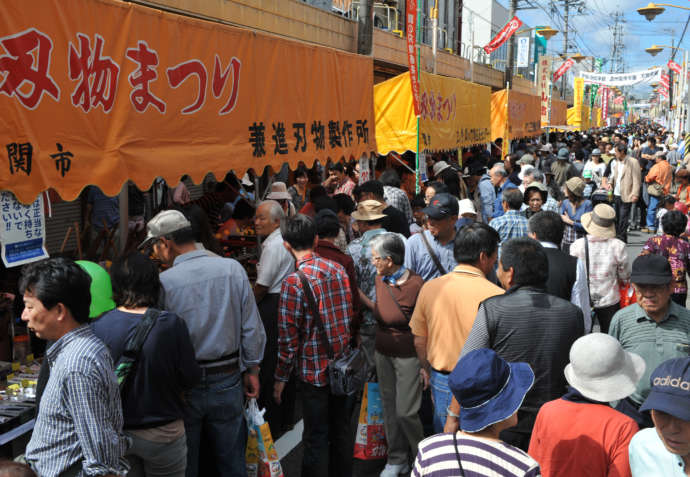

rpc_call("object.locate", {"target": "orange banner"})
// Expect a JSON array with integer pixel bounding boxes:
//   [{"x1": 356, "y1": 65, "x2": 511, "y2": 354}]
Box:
[
  {"x1": 551, "y1": 99, "x2": 567, "y2": 126},
  {"x1": 0, "y1": 0, "x2": 375, "y2": 203},
  {"x1": 490, "y1": 90, "x2": 542, "y2": 142}
]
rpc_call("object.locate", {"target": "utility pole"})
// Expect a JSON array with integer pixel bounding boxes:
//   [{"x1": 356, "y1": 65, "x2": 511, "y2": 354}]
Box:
[
  {"x1": 356, "y1": 0, "x2": 374, "y2": 55},
  {"x1": 559, "y1": 0, "x2": 584, "y2": 99},
  {"x1": 608, "y1": 12, "x2": 625, "y2": 73},
  {"x1": 505, "y1": 0, "x2": 519, "y2": 88}
]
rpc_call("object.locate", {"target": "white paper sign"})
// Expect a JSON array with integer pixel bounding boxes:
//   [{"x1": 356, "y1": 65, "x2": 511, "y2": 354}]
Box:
[
  {"x1": 0, "y1": 192, "x2": 48, "y2": 267},
  {"x1": 358, "y1": 156, "x2": 371, "y2": 184},
  {"x1": 582, "y1": 67, "x2": 662, "y2": 87},
  {"x1": 517, "y1": 37, "x2": 530, "y2": 68}
]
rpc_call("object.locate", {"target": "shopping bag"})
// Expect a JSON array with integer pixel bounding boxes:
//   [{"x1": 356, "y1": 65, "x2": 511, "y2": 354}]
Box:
[
  {"x1": 619, "y1": 282, "x2": 637, "y2": 308},
  {"x1": 353, "y1": 381, "x2": 387, "y2": 460},
  {"x1": 245, "y1": 398, "x2": 284, "y2": 477}
]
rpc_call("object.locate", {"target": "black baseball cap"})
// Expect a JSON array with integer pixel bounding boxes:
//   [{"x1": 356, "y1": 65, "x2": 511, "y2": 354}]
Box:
[
  {"x1": 630, "y1": 254, "x2": 672, "y2": 285},
  {"x1": 422, "y1": 193, "x2": 459, "y2": 219}
]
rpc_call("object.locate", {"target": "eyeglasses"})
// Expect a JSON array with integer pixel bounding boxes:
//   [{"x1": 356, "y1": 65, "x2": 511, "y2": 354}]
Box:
[{"x1": 371, "y1": 255, "x2": 389, "y2": 263}]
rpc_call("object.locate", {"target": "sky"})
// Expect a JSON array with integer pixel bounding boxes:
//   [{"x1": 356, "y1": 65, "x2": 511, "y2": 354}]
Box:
[{"x1": 497, "y1": 0, "x2": 690, "y2": 98}]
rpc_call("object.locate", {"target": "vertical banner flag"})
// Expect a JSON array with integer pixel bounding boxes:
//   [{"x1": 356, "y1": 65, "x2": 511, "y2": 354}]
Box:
[
  {"x1": 660, "y1": 73, "x2": 670, "y2": 89},
  {"x1": 516, "y1": 37, "x2": 530, "y2": 68},
  {"x1": 484, "y1": 16, "x2": 523, "y2": 55},
  {"x1": 601, "y1": 86, "x2": 609, "y2": 121},
  {"x1": 406, "y1": 0, "x2": 420, "y2": 116},
  {"x1": 669, "y1": 60, "x2": 682, "y2": 75},
  {"x1": 534, "y1": 27, "x2": 547, "y2": 64},
  {"x1": 590, "y1": 58, "x2": 603, "y2": 120},
  {"x1": 0, "y1": 192, "x2": 48, "y2": 267},
  {"x1": 538, "y1": 56, "x2": 553, "y2": 126},
  {"x1": 553, "y1": 58, "x2": 575, "y2": 82},
  {"x1": 573, "y1": 77, "x2": 585, "y2": 106}
]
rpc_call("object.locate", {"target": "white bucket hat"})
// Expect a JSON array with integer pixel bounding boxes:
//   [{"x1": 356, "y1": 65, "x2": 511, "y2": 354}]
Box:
[{"x1": 564, "y1": 333, "x2": 646, "y2": 402}]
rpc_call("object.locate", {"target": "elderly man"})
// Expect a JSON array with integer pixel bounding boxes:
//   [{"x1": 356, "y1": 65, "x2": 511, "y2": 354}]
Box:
[
  {"x1": 253, "y1": 200, "x2": 295, "y2": 434},
  {"x1": 489, "y1": 188, "x2": 529, "y2": 245},
  {"x1": 146, "y1": 210, "x2": 266, "y2": 476},
  {"x1": 455, "y1": 238, "x2": 584, "y2": 450},
  {"x1": 404, "y1": 193, "x2": 459, "y2": 281},
  {"x1": 478, "y1": 166, "x2": 496, "y2": 222},
  {"x1": 21, "y1": 258, "x2": 129, "y2": 477},
  {"x1": 410, "y1": 222, "x2": 504, "y2": 433},
  {"x1": 629, "y1": 357, "x2": 690, "y2": 476},
  {"x1": 489, "y1": 164, "x2": 518, "y2": 219},
  {"x1": 609, "y1": 254, "x2": 690, "y2": 429},
  {"x1": 603, "y1": 143, "x2": 641, "y2": 243}
]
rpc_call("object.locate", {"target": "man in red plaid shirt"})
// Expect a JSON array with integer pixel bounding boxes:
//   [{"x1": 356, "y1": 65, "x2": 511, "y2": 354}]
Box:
[{"x1": 273, "y1": 214, "x2": 355, "y2": 477}]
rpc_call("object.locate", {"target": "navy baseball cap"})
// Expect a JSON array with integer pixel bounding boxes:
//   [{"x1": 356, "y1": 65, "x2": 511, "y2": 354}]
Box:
[
  {"x1": 640, "y1": 357, "x2": 690, "y2": 421},
  {"x1": 422, "y1": 193, "x2": 459, "y2": 220},
  {"x1": 449, "y1": 349, "x2": 534, "y2": 433},
  {"x1": 630, "y1": 254, "x2": 673, "y2": 285}
]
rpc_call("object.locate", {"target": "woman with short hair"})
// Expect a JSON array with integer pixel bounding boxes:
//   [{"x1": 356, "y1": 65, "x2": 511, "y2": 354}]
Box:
[
  {"x1": 369, "y1": 233, "x2": 425, "y2": 477},
  {"x1": 91, "y1": 252, "x2": 201, "y2": 477}
]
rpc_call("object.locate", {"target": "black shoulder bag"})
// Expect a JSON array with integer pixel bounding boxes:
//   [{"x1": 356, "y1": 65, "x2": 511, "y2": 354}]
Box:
[
  {"x1": 114, "y1": 308, "x2": 161, "y2": 396},
  {"x1": 419, "y1": 231, "x2": 447, "y2": 276},
  {"x1": 296, "y1": 270, "x2": 368, "y2": 395}
]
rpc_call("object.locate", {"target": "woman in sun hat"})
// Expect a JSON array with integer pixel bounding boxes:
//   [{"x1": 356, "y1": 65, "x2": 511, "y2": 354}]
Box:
[
  {"x1": 413, "y1": 349, "x2": 540, "y2": 477},
  {"x1": 570, "y1": 204, "x2": 631, "y2": 333},
  {"x1": 528, "y1": 333, "x2": 645, "y2": 477}
]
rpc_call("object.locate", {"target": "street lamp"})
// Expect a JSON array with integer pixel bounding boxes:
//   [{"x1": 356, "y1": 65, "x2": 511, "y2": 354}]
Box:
[
  {"x1": 644, "y1": 42, "x2": 688, "y2": 134},
  {"x1": 637, "y1": 2, "x2": 690, "y2": 22},
  {"x1": 505, "y1": 25, "x2": 559, "y2": 87}
]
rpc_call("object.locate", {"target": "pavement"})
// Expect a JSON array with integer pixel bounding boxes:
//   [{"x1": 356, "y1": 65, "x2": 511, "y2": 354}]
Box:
[{"x1": 277, "y1": 226, "x2": 655, "y2": 477}]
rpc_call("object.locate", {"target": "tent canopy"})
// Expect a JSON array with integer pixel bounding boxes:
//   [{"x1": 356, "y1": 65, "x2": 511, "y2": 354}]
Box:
[
  {"x1": 374, "y1": 71, "x2": 491, "y2": 155},
  {"x1": 490, "y1": 90, "x2": 542, "y2": 142},
  {"x1": 0, "y1": 0, "x2": 376, "y2": 203}
]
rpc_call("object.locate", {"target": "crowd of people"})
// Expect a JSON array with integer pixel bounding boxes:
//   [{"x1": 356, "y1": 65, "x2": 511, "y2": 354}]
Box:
[{"x1": 7, "y1": 122, "x2": 690, "y2": 477}]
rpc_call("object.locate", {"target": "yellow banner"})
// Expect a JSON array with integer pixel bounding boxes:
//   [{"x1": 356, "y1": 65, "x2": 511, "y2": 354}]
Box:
[
  {"x1": 573, "y1": 77, "x2": 584, "y2": 107},
  {"x1": 374, "y1": 71, "x2": 491, "y2": 155},
  {"x1": 0, "y1": 0, "x2": 375, "y2": 203},
  {"x1": 491, "y1": 90, "x2": 542, "y2": 141},
  {"x1": 567, "y1": 106, "x2": 591, "y2": 131}
]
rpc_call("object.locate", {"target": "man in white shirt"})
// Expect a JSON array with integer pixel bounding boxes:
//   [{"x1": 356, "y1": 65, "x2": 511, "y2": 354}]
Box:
[{"x1": 254, "y1": 200, "x2": 296, "y2": 433}]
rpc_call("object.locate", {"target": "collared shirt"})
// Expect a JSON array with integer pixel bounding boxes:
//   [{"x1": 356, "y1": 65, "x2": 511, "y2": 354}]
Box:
[
  {"x1": 609, "y1": 301, "x2": 690, "y2": 405},
  {"x1": 404, "y1": 229, "x2": 458, "y2": 282},
  {"x1": 410, "y1": 264, "x2": 504, "y2": 371},
  {"x1": 560, "y1": 199, "x2": 593, "y2": 246},
  {"x1": 492, "y1": 180, "x2": 518, "y2": 218},
  {"x1": 334, "y1": 177, "x2": 356, "y2": 198},
  {"x1": 543, "y1": 196, "x2": 560, "y2": 213},
  {"x1": 641, "y1": 235, "x2": 690, "y2": 294},
  {"x1": 276, "y1": 253, "x2": 353, "y2": 386},
  {"x1": 629, "y1": 428, "x2": 686, "y2": 476},
  {"x1": 570, "y1": 235, "x2": 630, "y2": 308},
  {"x1": 161, "y1": 250, "x2": 266, "y2": 368},
  {"x1": 489, "y1": 209, "x2": 529, "y2": 244},
  {"x1": 26, "y1": 326, "x2": 129, "y2": 477},
  {"x1": 541, "y1": 241, "x2": 591, "y2": 331},
  {"x1": 384, "y1": 185, "x2": 413, "y2": 224},
  {"x1": 256, "y1": 228, "x2": 295, "y2": 294},
  {"x1": 348, "y1": 228, "x2": 388, "y2": 325},
  {"x1": 478, "y1": 174, "x2": 496, "y2": 222}
]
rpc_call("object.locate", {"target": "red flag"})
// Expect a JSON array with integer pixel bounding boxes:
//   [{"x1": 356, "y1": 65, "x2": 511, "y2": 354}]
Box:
[
  {"x1": 660, "y1": 73, "x2": 670, "y2": 88},
  {"x1": 553, "y1": 58, "x2": 574, "y2": 82},
  {"x1": 406, "y1": 0, "x2": 421, "y2": 116},
  {"x1": 483, "y1": 16, "x2": 523, "y2": 55},
  {"x1": 668, "y1": 60, "x2": 682, "y2": 75},
  {"x1": 602, "y1": 86, "x2": 609, "y2": 121}
]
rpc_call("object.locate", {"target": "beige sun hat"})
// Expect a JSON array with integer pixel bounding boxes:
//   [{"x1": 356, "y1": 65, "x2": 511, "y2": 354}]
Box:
[
  {"x1": 351, "y1": 200, "x2": 387, "y2": 221},
  {"x1": 581, "y1": 203, "x2": 616, "y2": 239},
  {"x1": 564, "y1": 333, "x2": 646, "y2": 402},
  {"x1": 266, "y1": 182, "x2": 292, "y2": 200},
  {"x1": 565, "y1": 176, "x2": 586, "y2": 198}
]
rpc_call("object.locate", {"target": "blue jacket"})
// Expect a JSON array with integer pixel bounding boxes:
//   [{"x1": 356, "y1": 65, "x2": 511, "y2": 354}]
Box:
[
  {"x1": 478, "y1": 174, "x2": 496, "y2": 222},
  {"x1": 493, "y1": 180, "x2": 518, "y2": 218}
]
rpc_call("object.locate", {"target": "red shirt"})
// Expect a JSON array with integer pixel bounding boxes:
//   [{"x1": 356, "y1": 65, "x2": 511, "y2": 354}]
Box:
[{"x1": 528, "y1": 398, "x2": 638, "y2": 477}]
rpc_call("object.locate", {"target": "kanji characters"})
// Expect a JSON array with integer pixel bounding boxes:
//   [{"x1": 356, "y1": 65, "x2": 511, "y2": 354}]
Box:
[
  {"x1": 0, "y1": 28, "x2": 60, "y2": 109},
  {"x1": 167, "y1": 59, "x2": 207, "y2": 114},
  {"x1": 126, "y1": 41, "x2": 166, "y2": 113},
  {"x1": 50, "y1": 143, "x2": 73, "y2": 177},
  {"x1": 272, "y1": 122, "x2": 288, "y2": 155},
  {"x1": 356, "y1": 120, "x2": 369, "y2": 144},
  {"x1": 6, "y1": 142, "x2": 32, "y2": 175},
  {"x1": 249, "y1": 122, "x2": 266, "y2": 157},
  {"x1": 341, "y1": 120, "x2": 353, "y2": 147},
  {"x1": 68, "y1": 33, "x2": 120, "y2": 113},
  {"x1": 311, "y1": 121, "x2": 326, "y2": 150},
  {"x1": 213, "y1": 55, "x2": 241, "y2": 115},
  {"x1": 328, "y1": 120, "x2": 342, "y2": 149},
  {"x1": 293, "y1": 123, "x2": 307, "y2": 152}
]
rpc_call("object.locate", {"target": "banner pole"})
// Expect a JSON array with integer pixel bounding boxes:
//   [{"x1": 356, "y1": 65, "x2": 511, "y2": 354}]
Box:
[{"x1": 415, "y1": 0, "x2": 421, "y2": 194}]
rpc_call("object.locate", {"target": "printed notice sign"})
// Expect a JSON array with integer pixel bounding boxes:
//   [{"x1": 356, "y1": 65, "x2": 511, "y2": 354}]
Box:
[{"x1": 0, "y1": 192, "x2": 48, "y2": 267}]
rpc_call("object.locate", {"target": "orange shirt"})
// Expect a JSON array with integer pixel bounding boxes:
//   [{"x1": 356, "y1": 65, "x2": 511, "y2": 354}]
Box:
[
  {"x1": 646, "y1": 159, "x2": 673, "y2": 194},
  {"x1": 409, "y1": 265, "x2": 504, "y2": 371},
  {"x1": 529, "y1": 398, "x2": 638, "y2": 477}
]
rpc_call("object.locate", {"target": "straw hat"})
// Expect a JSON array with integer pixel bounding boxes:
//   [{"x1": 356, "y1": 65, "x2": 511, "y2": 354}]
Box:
[
  {"x1": 266, "y1": 182, "x2": 292, "y2": 201},
  {"x1": 581, "y1": 204, "x2": 616, "y2": 239},
  {"x1": 351, "y1": 200, "x2": 387, "y2": 221},
  {"x1": 565, "y1": 177, "x2": 585, "y2": 198},
  {"x1": 564, "y1": 333, "x2": 646, "y2": 402}
]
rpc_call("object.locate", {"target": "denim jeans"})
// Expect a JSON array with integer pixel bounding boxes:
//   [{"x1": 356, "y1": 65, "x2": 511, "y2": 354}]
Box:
[
  {"x1": 184, "y1": 371, "x2": 246, "y2": 477},
  {"x1": 429, "y1": 370, "x2": 452, "y2": 434},
  {"x1": 300, "y1": 380, "x2": 355, "y2": 477},
  {"x1": 126, "y1": 432, "x2": 187, "y2": 477},
  {"x1": 647, "y1": 194, "x2": 660, "y2": 230}
]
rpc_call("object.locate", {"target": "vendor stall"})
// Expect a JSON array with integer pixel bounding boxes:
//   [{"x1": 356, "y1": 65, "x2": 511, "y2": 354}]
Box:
[{"x1": 490, "y1": 89, "x2": 543, "y2": 143}]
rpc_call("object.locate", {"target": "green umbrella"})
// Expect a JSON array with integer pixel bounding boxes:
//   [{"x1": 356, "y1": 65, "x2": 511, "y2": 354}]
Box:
[{"x1": 76, "y1": 260, "x2": 116, "y2": 319}]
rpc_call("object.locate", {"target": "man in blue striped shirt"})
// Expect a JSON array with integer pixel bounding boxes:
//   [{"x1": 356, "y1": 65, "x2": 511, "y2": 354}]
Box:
[{"x1": 20, "y1": 258, "x2": 129, "y2": 477}]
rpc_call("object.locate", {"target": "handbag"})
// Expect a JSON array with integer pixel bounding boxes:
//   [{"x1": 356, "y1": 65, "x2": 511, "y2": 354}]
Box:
[
  {"x1": 114, "y1": 307, "x2": 161, "y2": 396},
  {"x1": 296, "y1": 270, "x2": 368, "y2": 396},
  {"x1": 647, "y1": 182, "x2": 664, "y2": 198}
]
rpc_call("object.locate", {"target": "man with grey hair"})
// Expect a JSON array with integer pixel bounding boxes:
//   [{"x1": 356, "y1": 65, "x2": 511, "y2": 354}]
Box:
[
  {"x1": 254, "y1": 200, "x2": 296, "y2": 433},
  {"x1": 489, "y1": 163, "x2": 518, "y2": 219}
]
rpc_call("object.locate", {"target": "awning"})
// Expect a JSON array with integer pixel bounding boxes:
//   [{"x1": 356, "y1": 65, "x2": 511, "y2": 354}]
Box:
[
  {"x1": 551, "y1": 99, "x2": 568, "y2": 127},
  {"x1": 374, "y1": 71, "x2": 491, "y2": 155},
  {"x1": 0, "y1": 0, "x2": 376, "y2": 203},
  {"x1": 490, "y1": 90, "x2": 542, "y2": 142},
  {"x1": 567, "y1": 106, "x2": 592, "y2": 131}
]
